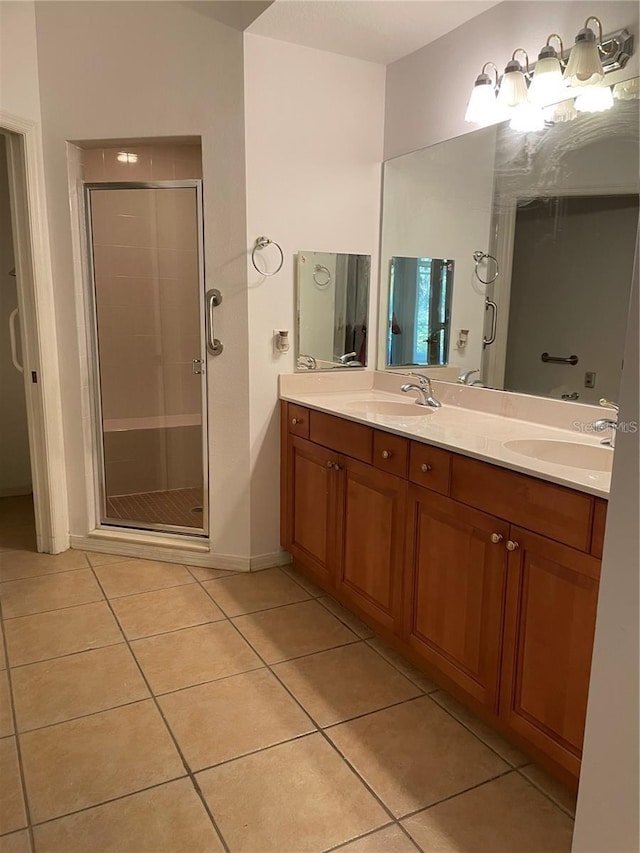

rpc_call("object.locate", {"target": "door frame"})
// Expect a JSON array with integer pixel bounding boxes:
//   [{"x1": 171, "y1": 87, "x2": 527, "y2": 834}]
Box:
[
  {"x1": 0, "y1": 110, "x2": 69, "y2": 553},
  {"x1": 82, "y1": 180, "x2": 210, "y2": 537}
]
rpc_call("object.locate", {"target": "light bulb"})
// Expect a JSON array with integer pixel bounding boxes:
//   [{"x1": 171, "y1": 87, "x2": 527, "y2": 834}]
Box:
[
  {"x1": 563, "y1": 19, "x2": 605, "y2": 86},
  {"x1": 510, "y1": 102, "x2": 545, "y2": 132},
  {"x1": 575, "y1": 85, "x2": 614, "y2": 113},
  {"x1": 498, "y1": 59, "x2": 529, "y2": 109},
  {"x1": 529, "y1": 53, "x2": 567, "y2": 106},
  {"x1": 465, "y1": 77, "x2": 502, "y2": 125}
]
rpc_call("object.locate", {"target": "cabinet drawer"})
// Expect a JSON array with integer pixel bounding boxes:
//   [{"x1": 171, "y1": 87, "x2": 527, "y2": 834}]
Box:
[
  {"x1": 309, "y1": 411, "x2": 372, "y2": 464},
  {"x1": 409, "y1": 442, "x2": 451, "y2": 495},
  {"x1": 287, "y1": 404, "x2": 310, "y2": 439},
  {"x1": 590, "y1": 498, "x2": 607, "y2": 559},
  {"x1": 451, "y1": 455, "x2": 593, "y2": 551},
  {"x1": 373, "y1": 431, "x2": 408, "y2": 478}
]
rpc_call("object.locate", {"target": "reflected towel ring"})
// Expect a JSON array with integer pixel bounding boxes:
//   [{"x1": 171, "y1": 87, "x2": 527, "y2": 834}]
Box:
[
  {"x1": 313, "y1": 264, "x2": 331, "y2": 289},
  {"x1": 251, "y1": 236, "x2": 284, "y2": 277},
  {"x1": 473, "y1": 250, "x2": 499, "y2": 285}
]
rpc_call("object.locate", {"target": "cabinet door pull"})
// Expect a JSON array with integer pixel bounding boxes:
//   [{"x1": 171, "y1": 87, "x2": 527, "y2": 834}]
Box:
[
  {"x1": 382, "y1": 450, "x2": 393, "y2": 460},
  {"x1": 333, "y1": 463, "x2": 342, "y2": 471},
  {"x1": 326, "y1": 460, "x2": 334, "y2": 469},
  {"x1": 421, "y1": 463, "x2": 432, "y2": 473},
  {"x1": 490, "y1": 533, "x2": 503, "y2": 544},
  {"x1": 291, "y1": 417, "x2": 303, "y2": 425},
  {"x1": 506, "y1": 540, "x2": 519, "y2": 551}
]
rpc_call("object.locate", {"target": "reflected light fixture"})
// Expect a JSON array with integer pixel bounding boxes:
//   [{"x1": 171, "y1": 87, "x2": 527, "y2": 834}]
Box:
[
  {"x1": 529, "y1": 34, "x2": 567, "y2": 106},
  {"x1": 464, "y1": 62, "x2": 502, "y2": 125},
  {"x1": 563, "y1": 17, "x2": 605, "y2": 86},
  {"x1": 543, "y1": 98, "x2": 578, "y2": 123},
  {"x1": 510, "y1": 102, "x2": 545, "y2": 132},
  {"x1": 613, "y1": 78, "x2": 640, "y2": 100},
  {"x1": 498, "y1": 49, "x2": 530, "y2": 109},
  {"x1": 575, "y1": 84, "x2": 614, "y2": 113},
  {"x1": 117, "y1": 152, "x2": 138, "y2": 164}
]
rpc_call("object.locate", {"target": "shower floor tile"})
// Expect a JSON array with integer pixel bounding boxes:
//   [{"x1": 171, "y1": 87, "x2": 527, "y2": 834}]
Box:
[{"x1": 105, "y1": 487, "x2": 203, "y2": 529}]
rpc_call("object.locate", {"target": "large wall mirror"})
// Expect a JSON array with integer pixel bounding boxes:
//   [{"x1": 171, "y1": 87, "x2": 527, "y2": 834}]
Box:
[
  {"x1": 297, "y1": 251, "x2": 370, "y2": 369},
  {"x1": 379, "y1": 80, "x2": 639, "y2": 404}
]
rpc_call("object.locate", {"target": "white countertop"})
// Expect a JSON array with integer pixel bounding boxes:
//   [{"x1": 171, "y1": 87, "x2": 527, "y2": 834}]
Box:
[{"x1": 280, "y1": 382, "x2": 612, "y2": 499}]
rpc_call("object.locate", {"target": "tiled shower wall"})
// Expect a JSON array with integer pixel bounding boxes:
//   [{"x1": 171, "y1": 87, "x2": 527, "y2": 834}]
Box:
[{"x1": 82, "y1": 143, "x2": 203, "y2": 498}]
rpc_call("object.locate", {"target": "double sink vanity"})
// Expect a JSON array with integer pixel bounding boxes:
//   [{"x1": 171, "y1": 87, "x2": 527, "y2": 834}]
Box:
[
  {"x1": 283, "y1": 86, "x2": 637, "y2": 791},
  {"x1": 280, "y1": 373, "x2": 610, "y2": 789}
]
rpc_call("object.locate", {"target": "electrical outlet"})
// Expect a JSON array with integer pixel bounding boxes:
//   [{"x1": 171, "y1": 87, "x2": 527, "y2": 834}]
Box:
[{"x1": 585, "y1": 371, "x2": 596, "y2": 389}]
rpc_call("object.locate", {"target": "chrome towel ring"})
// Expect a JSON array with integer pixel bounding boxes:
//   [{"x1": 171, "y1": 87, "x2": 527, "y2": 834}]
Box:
[
  {"x1": 313, "y1": 264, "x2": 331, "y2": 288},
  {"x1": 251, "y1": 236, "x2": 284, "y2": 277},
  {"x1": 473, "y1": 250, "x2": 499, "y2": 285}
]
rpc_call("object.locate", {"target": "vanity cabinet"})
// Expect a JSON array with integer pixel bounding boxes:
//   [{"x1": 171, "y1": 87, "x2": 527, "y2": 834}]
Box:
[
  {"x1": 281, "y1": 401, "x2": 604, "y2": 784},
  {"x1": 500, "y1": 528, "x2": 601, "y2": 778}
]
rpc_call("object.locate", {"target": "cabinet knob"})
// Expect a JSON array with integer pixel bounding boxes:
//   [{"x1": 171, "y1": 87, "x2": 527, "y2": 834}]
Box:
[
  {"x1": 382, "y1": 450, "x2": 393, "y2": 460},
  {"x1": 490, "y1": 533, "x2": 503, "y2": 544},
  {"x1": 326, "y1": 460, "x2": 334, "y2": 468},
  {"x1": 506, "y1": 540, "x2": 519, "y2": 551},
  {"x1": 291, "y1": 417, "x2": 302, "y2": 425},
  {"x1": 333, "y1": 463, "x2": 342, "y2": 471},
  {"x1": 421, "y1": 463, "x2": 432, "y2": 473}
]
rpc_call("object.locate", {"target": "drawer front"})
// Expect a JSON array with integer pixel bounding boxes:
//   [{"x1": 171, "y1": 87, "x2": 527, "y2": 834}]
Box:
[
  {"x1": 409, "y1": 442, "x2": 451, "y2": 495},
  {"x1": 451, "y1": 455, "x2": 593, "y2": 551},
  {"x1": 287, "y1": 404, "x2": 310, "y2": 439},
  {"x1": 309, "y1": 411, "x2": 373, "y2": 464},
  {"x1": 590, "y1": 498, "x2": 607, "y2": 559},
  {"x1": 373, "y1": 431, "x2": 409, "y2": 478}
]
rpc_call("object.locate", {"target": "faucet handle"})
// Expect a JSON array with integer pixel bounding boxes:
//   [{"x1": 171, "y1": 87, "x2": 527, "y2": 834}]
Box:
[
  {"x1": 409, "y1": 372, "x2": 429, "y2": 387},
  {"x1": 599, "y1": 398, "x2": 619, "y2": 413}
]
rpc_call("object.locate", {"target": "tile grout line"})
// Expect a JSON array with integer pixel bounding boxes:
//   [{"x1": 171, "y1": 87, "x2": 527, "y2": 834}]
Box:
[
  {"x1": 324, "y1": 820, "x2": 422, "y2": 853},
  {"x1": 0, "y1": 598, "x2": 36, "y2": 853},
  {"x1": 84, "y1": 562, "x2": 232, "y2": 853},
  {"x1": 514, "y1": 768, "x2": 577, "y2": 820}
]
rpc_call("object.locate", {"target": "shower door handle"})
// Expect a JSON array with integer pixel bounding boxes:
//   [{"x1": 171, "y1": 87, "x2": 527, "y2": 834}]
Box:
[
  {"x1": 206, "y1": 289, "x2": 223, "y2": 356},
  {"x1": 482, "y1": 299, "x2": 497, "y2": 348},
  {"x1": 9, "y1": 309, "x2": 23, "y2": 373}
]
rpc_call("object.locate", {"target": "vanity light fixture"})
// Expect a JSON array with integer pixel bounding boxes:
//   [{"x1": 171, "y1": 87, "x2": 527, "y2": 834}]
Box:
[
  {"x1": 563, "y1": 17, "x2": 605, "y2": 86},
  {"x1": 464, "y1": 62, "x2": 502, "y2": 125},
  {"x1": 116, "y1": 152, "x2": 138, "y2": 164},
  {"x1": 528, "y1": 35, "x2": 567, "y2": 105},
  {"x1": 613, "y1": 78, "x2": 640, "y2": 100}
]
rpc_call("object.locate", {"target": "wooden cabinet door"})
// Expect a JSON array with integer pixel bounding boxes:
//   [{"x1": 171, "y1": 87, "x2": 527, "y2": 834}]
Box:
[
  {"x1": 404, "y1": 486, "x2": 509, "y2": 709},
  {"x1": 335, "y1": 457, "x2": 407, "y2": 632},
  {"x1": 288, "y1": 436, "x2": 339, "y2": 587},
  {"x1": 500, "y1": 527, "x2": 601, "y2": 777}
]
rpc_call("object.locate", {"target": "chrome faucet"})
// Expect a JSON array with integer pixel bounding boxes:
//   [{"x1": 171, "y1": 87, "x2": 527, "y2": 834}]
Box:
[
  {"x1": 400, "y1": 373, "x2": 441, "y2": 408},
  {"x1": 297, "y1": 354, "x2": 317, "y2": 370},
  {"x1": 338, "y1": 351, "x2": 358, "y2": 364},
  {"x1": 593, "y1": 399, "x2": 619, "y2": 448},
  {"x1": 458, "y1": 368, "x2": 480, "y2": 386}
]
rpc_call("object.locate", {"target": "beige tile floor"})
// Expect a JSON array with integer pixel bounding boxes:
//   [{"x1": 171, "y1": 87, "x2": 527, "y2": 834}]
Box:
[{"x1": 0, "y1": 495, "x2": 576, "y2": 852}]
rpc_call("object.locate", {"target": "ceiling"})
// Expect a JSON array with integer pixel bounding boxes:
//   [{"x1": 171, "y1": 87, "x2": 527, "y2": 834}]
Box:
[{"x1": 246, "y1": 0, "x2": 500, "y2": 65}]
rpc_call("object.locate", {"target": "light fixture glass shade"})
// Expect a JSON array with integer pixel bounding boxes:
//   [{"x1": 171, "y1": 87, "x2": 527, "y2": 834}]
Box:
[
  {"x1": 465, "y1": 77, "x2": 498, "y2": 124},
  {"x1": 510, "y1": 102, "x2": 545, "y2": 132},
  {"x1": 528, "y1": 56, "x2": 567, "y2": 106},
  {"x1": 575, "y1": 85, "x2": 614, "y2": 113},
  {"x1": 613, "y1": 78, "x2": 640, "y2": 100},
  {"x1": 563, "y1": 28, "x2": 604, "y2": 86},
  {"x1": 543, "y1": 98, "x2": 578, "y2": 123},
  {"x1": 498, "y1": 64, "x2": 529, "y2": 109}
]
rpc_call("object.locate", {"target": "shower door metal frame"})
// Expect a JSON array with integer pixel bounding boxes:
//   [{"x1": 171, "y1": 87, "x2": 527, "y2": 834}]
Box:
[{"x1": 84, "y1": 180, "x2": 209, "y2": 537}]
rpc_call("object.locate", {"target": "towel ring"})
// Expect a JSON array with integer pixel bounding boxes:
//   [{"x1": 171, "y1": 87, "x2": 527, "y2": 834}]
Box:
[
  {"x1": 473, "y1": 250, "x2": 499, "y2": 285},
  {"x1": 313, "y1": 264, "x2": 331, "y2": 289},
  {"x1": 251, "y1": 236, "x2": 284, "y2": 277}
]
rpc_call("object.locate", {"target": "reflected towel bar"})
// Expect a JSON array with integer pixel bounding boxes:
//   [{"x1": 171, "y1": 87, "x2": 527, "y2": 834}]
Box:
[{"x1": 541, "y1": 352, "x2": 579, "y2": 365}]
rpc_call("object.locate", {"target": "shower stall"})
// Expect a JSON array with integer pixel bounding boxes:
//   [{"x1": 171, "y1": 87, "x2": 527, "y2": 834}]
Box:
[{"x1": 85, "y1": 180, "x2": 208, "y2": 535}]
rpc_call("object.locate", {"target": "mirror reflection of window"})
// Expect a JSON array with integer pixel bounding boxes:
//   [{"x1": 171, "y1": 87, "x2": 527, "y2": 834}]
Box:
[{"x1": 388, "y1": 257, "x2": 454, "y2": 367}]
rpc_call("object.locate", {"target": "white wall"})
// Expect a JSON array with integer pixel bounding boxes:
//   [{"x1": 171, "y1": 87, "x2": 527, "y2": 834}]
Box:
[
  {"x1": 33, "y1": 1, "x2": 251, "y2": 559},
  {"x1": 572, "y1": 241, "x2": 639, "y2": 852},
  {"x1": 380, "y1": 126, "x2": 497, "y2": 374},
  {"x1": 384, "y1": 0, "x2": 639, "y2": 158},
  {"x1": 0, "y1": 0, "x2": 41, "y2": 122},
  {"x1": 244, "y1": 34, "x2": 385, "y2": 557},
  {"x1": 0, "y1": 135, "x2": 31, "y2": 496}
]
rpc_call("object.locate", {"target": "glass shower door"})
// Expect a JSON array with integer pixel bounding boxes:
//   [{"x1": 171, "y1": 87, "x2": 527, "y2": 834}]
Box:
[{"x1": 86, "y1": 182, "x2": 208, "y2": 535}]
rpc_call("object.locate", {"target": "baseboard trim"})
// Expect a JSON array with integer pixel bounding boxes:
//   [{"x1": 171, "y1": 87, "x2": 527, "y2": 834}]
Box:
[
  {"x1": 250, "y1": 550, "x2": 292, "y2": 570},
  {"x1": 0, "y1": 486, "x2": 32, "y2": 498}
]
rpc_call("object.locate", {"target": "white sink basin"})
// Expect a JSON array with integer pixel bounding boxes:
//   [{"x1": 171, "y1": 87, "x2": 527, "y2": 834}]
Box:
[
  {"x1": 504, "y1": 439, "x2": 613, "y2": 472},
  {"x1": 344, "y1": 400, "x2": 434, "y2": 418}
]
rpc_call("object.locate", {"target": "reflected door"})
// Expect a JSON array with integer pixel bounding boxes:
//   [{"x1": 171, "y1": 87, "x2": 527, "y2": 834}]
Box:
[{"x1": 86, "y1": 182, "x2": 208, "y2": 535}]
